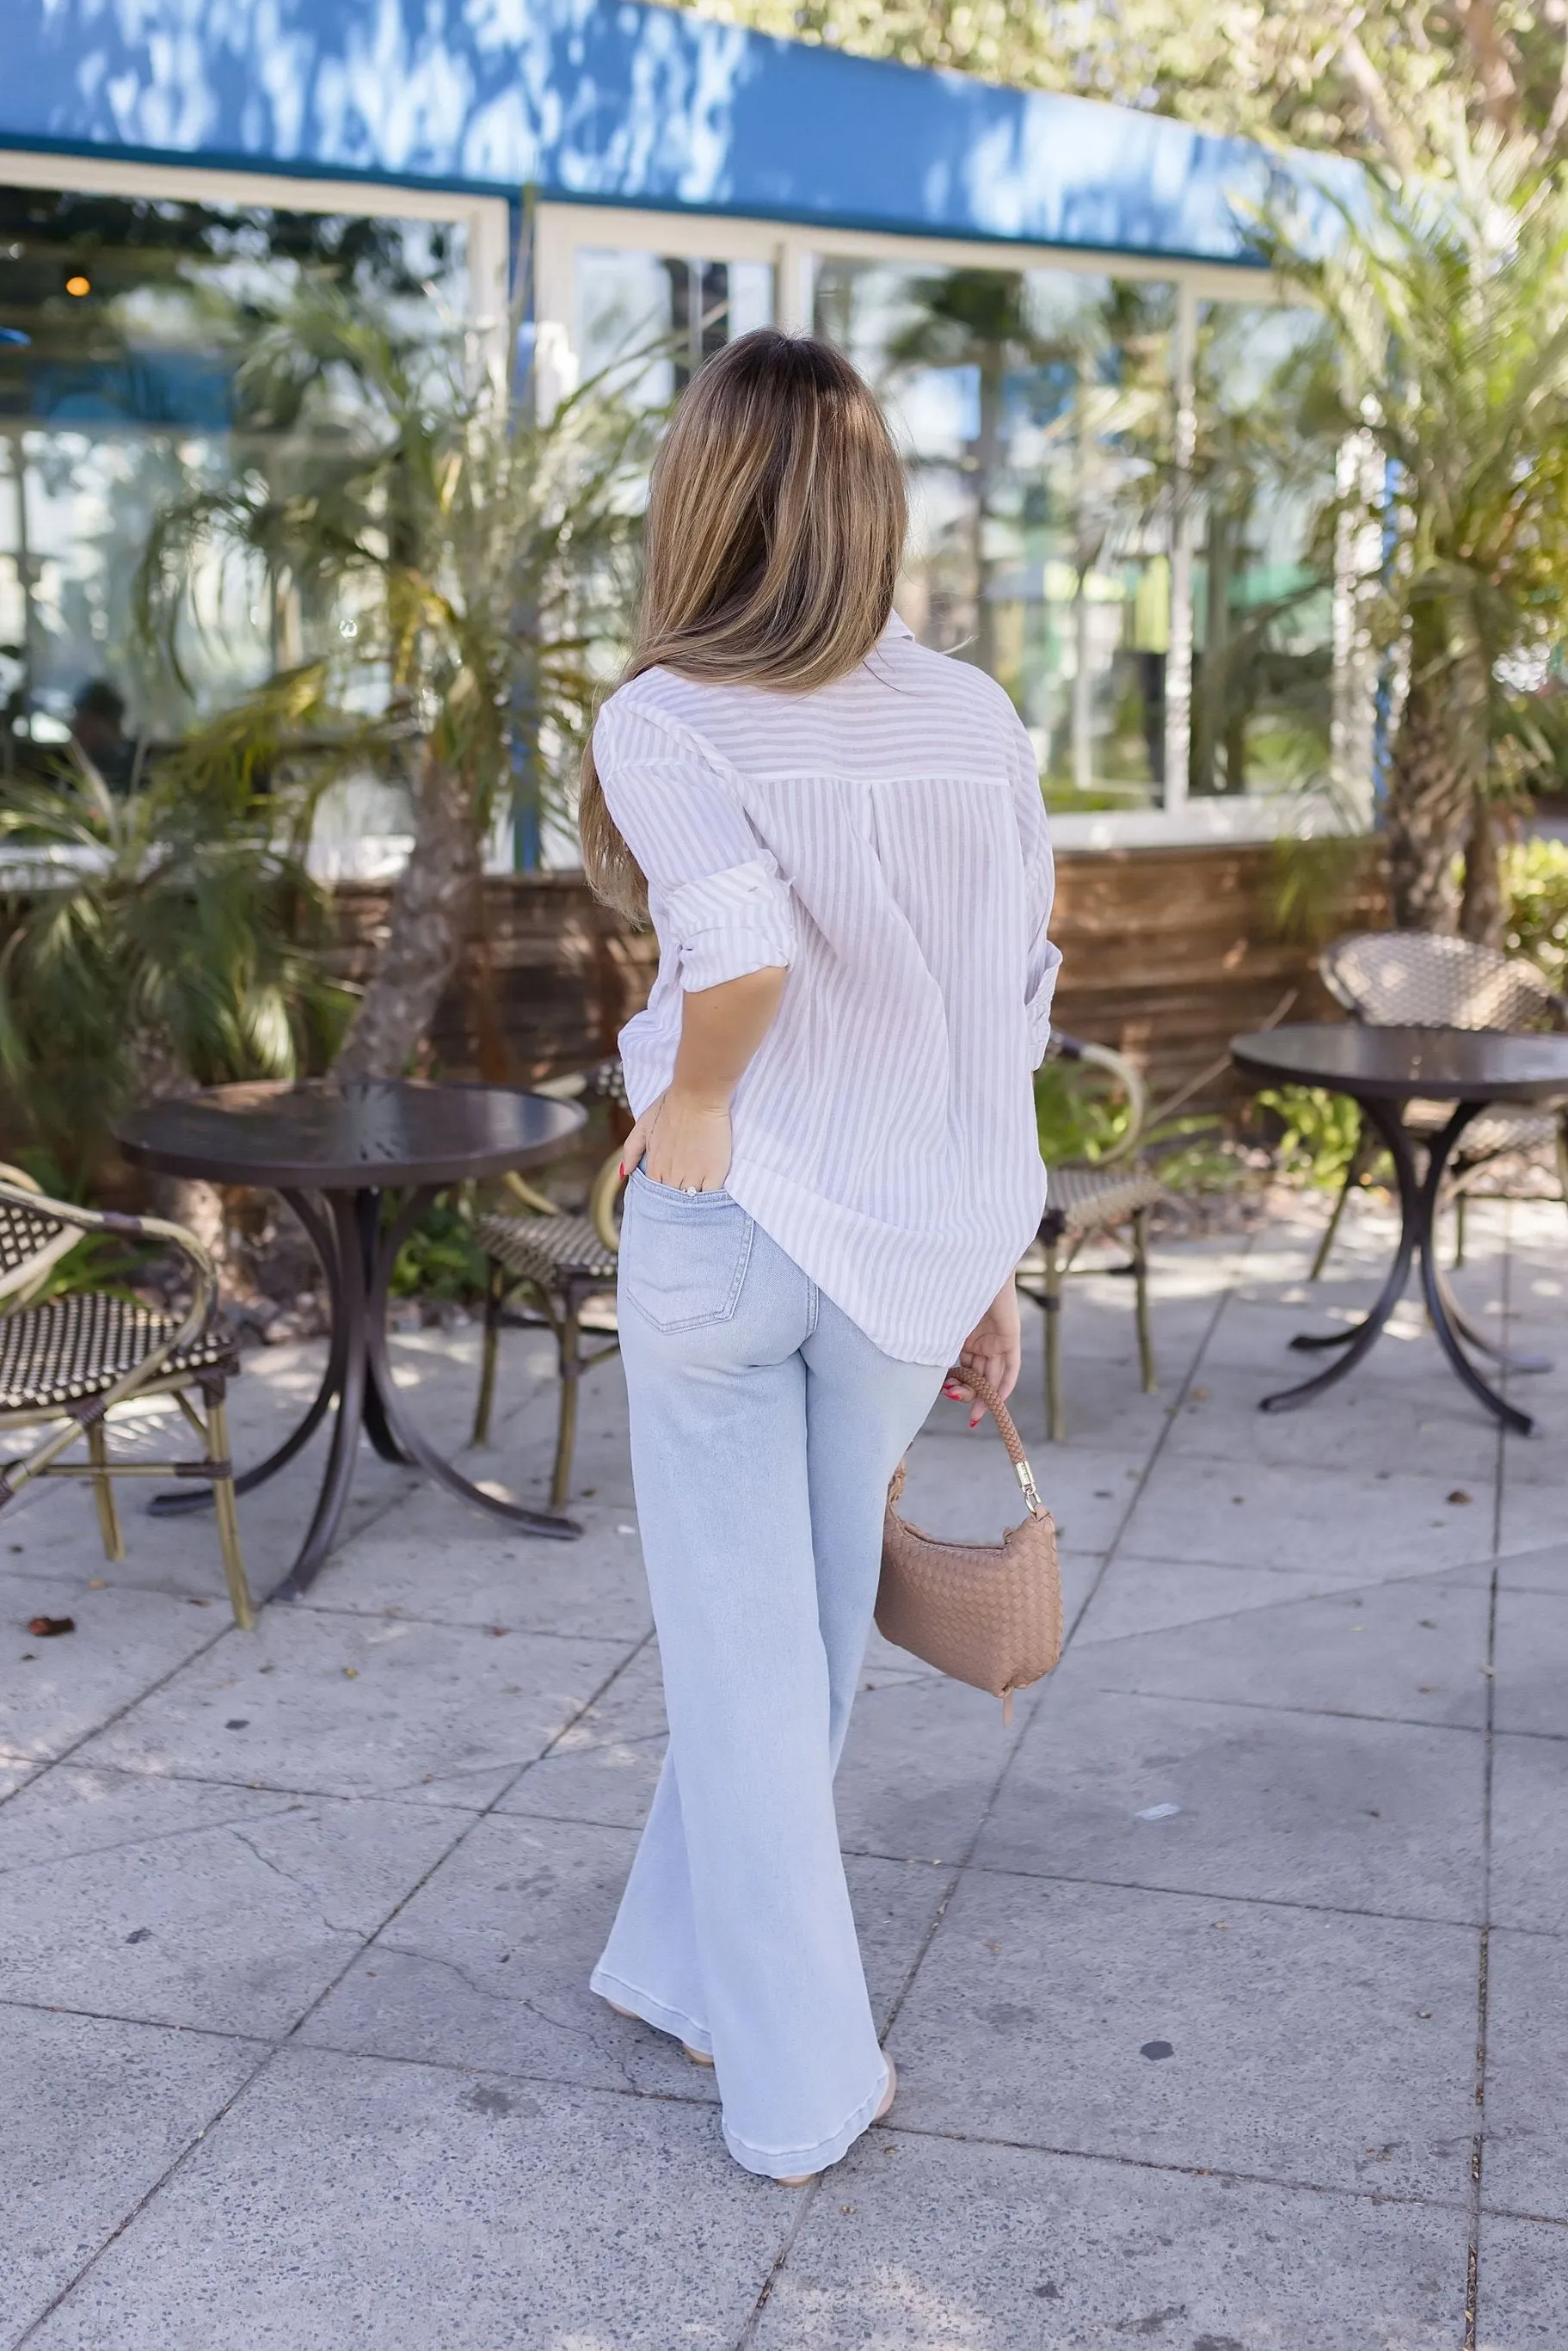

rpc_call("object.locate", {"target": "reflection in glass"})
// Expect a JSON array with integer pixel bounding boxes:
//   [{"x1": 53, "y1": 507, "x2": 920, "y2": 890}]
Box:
[
  {"x1": 0, "y1": 185, "x2": 467, "y2": 762},
  {"x1": 575, "y1": 252, "x2": 774, "y2": 405},
  {"x1": 815, "y1": 261, "x2": 1175, "y2": 809},
  {"x1": 1190, "y1": 301, "x2": 1334, "y2": 797}
]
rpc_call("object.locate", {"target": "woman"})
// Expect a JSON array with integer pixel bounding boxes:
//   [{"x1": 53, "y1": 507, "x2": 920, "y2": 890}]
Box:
[{"x1": 580, "y1": 329, "x2": 1060, "y2": 2184}]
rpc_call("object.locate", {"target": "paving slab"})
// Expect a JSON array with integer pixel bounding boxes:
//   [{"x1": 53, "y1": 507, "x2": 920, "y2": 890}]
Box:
[
  {"x1": 1163, "y1": 1357, "x2": 1504, "y2": 1479},
  {"x1": 1005, "y1": 1349, "x2": 1186, "y2": 1456},
  {"x1": 298, "y1": 1807, "x2": 944, "y2": 2086},
  {"x1": 887, "y1": 1868, "x2": 1479, "y2": 2200},
  {"x1": 22, "y1": 2046, "x2": 792, "y2": 2351},
  {"x1": 1497, "y1": 1483, "x2": 1568, "y2": 1559},
  {"x1": 491, "y1": 1621, "x2": 1062, "y2": 1869},
  {"x1": 294, "y1": 1499, "x2": 655, "y2": 1642},
  {"x1": 1492, "y1": 1541, "x2": 1568, "y2": 1594},
  {"x1": 0, "y1": 1569, "x2": 226, "y2": 1765},
  {"x1": 1490, "y1": 1587, "x2": 1568, "y2": 1739},
  {"x1": 0, "y1": 1761, "x2": 299, "y2": 1874},
  {"x1": 1120, "y1": 1452, "x2": 1498, "y2": 1579},
  {"x1": 1479, "y1": 1929, "x2": 1568, "y2": 2222},
  {"x1": 975, "y1": 1677, "x2": 1485, "y2": 1922},
  {"x1": 2, "y1": 1425, "x2": 422, "y2": 1610},
  {"x1": 478, "y1": 1351, "x2": 641, "y2": 1511},
  {"x1": 833, "y1": 1669, "x2": 1024, "y2": 1864},
  {"x1": 1489, "y1": 1734, "x2": 1568, "y2": 1934},
  {"x1": 1018, "y1": 1270, "x2": 1220, "y2": 1366},
  {"x1": 0, "y1": 1754, "x2": 41, "y2": 1801},
  {"x1": 496, "y1": 1639, "x2": 666, "y2": 1830},
  {"x1": 900, "y1": 1425, "x2": 1147, "y2": 1557},
  {"x1": 1, "y1": 2005, "x2": 262, "y2": 2345},
  {"x1": 1203, "y1": 1284, "x2": 1432, "y2": 1361},
  {"x1": 1476, "y1": 2213, "x2": 1568, "y2": 2350},
  {"x1": 1073, "y1": 1571, "x2": 1495, "y2": 1732},
  {"x1": 0, "y1": 1203, "x2": 1555, "y2": 2347},
  {"x1": 0, "y1": 1764, "x2": 464, "y2": 2035},
  {"x1": 1073, "y1": 1550, "x2": 1331, "y2": 1645},
  {"x1": 752, "y1": 2131, "x2": 1468, "y2": 2351},
  {"x1": 1494, "y1": 1394, "x2": 1568, "y2": 1488},
  {"x1": 298, "y1": 1809, "x2": 708, "y2": 2098},
  {"x1": 73, "y1": 1602, "x2": 635, "y2": 1806}
]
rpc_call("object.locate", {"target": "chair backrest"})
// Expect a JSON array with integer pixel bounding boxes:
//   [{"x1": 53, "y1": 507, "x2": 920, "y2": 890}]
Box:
[
  {"x1": 1045, "y1": 1031, "x2": 1149, "y2": 1163},
  {"x1": 0, "y1": 1169, "x2": 79, "y2": 1305},
  {"x1": 1320, "y1": 931, "x2": 1559, "y2": 1034}
]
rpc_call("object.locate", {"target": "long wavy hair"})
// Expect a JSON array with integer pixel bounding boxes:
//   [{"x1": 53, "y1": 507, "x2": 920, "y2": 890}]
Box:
[{"x1": 579, "y1": 329, "x2": 907, "y2": 922}]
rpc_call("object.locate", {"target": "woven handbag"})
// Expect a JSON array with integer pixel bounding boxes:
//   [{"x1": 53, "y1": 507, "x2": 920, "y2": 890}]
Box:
[{"x1": 876, "y1": 1367, "x2": 1061, "y2": 1724}]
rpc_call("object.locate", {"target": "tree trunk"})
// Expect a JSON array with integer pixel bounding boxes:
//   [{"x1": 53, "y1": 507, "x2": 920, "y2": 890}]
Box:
[
  {"x1": 1459, "y1": 794, "x2": 1508, "y2": 948},
  {"x1": 334, "y1": 750, "x2": 482, "y2": 1082},
  {"x1": 1384, "y1": 669, "x2": 1473, "y2": 933},
  {"x1": 125, "y1": 1031, "x2": 230, "y2": 1267}
]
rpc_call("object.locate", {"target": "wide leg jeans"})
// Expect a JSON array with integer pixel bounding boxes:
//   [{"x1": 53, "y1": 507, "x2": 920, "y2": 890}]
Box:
[{"x1": 591, "y1": 1169, "x2": 946, "y2": 2179}]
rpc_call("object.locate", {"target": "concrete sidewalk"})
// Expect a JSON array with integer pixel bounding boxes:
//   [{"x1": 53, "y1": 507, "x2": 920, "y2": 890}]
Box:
[{"x1": 2, "y1": 1192, "x2": 1564, "y2": 2349}]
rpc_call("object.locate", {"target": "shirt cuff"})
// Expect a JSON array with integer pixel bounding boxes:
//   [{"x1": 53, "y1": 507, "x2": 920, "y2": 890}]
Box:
[
  {"x1": 1026, "y1": 945, "x2": 1062, "y2": 1068},
  {"x1": 666, "y1": 859, "x2": 796, "y2": 991}
]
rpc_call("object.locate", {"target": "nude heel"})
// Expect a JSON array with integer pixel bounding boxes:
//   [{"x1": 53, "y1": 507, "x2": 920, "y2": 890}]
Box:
[{"x1": 776, "y1": 2058, "x2": 897, "y2": 2188}]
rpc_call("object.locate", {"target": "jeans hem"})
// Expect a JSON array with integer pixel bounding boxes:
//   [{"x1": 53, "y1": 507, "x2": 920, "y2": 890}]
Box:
[
  {"x1": 722, "y1": 2058, "x2": 892, "y2": 2182},
  {"x1": 590, "y1": 1964, "x2": 713, "y2": 2057}
]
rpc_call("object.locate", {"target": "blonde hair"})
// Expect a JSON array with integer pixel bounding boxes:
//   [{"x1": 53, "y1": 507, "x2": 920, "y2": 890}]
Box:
[{"x1": 580, "y1": 329, "x2": 907, "y2": 922}]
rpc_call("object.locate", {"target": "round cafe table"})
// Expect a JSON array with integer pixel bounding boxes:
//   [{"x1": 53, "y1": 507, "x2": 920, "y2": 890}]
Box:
[
  {"x1": 115, "y1": 1080, "x2": 587, "y2": 1596},
  {"x1": 1231, "y1": 1024, "x2": 1568, "y2": 1436}
]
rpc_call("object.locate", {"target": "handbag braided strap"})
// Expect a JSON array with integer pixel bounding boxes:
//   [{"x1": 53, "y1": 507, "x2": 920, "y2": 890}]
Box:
[{"x1": 949, "y1": 1365, "x2": 1049, "y2": 1522}]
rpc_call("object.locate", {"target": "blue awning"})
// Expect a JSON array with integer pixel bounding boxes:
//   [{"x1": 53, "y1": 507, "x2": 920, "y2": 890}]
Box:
[{"x1": 0, "y1": 0, "x2": 1340, "y2": 268}]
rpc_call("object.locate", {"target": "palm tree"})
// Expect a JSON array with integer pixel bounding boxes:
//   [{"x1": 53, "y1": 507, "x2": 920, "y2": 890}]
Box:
[
  {"x1": 882, "y1": 269, "x2": 1171, "y2": 786},
  {"x1": 1185, "y1": 302, "x2": 1342, "y2": 801},
  {"x1": 1272, "y1": 123, "x2": 1568, "y2": 936},
  {"x1": 0, "y1": 747, "x2": 329, "y2": 1185},
  {"x1": 140, "y1": 287, "x2": 658, "y2": 1078}
]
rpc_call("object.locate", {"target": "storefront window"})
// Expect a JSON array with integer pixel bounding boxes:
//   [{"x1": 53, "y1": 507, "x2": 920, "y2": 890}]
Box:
[
  {"x1": 0, "y1": 185, "x2": 467, "y2": 772},
  {"x1": 1189, "y1": 299, "x2": 1334, "y2": 798},
  {"x1": 815, "y1": 261, "x2": 1176, "y2": 810},
  {"x1": 575, "y1": 250, "x2": 774, "y2": 403}
]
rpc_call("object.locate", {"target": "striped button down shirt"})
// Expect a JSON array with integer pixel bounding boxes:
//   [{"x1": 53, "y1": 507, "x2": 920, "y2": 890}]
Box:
[{"x1": 593, "y1": 615, "x2": 1061, "y2": 1365}]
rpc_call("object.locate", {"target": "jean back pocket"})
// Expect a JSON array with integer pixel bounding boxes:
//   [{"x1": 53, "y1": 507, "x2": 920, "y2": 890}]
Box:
[{"x1": 620, "y1": 1173, "x2": 754, "y2": 1333}]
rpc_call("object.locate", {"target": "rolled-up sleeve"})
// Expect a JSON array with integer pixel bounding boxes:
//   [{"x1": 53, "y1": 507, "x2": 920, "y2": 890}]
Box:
[
  {"x1": 593, "y1": 696, "x2": 796, "y2": 990},
  {"x1": 1008, "y1": 716, "x2": 1062, "y2": 1068}
]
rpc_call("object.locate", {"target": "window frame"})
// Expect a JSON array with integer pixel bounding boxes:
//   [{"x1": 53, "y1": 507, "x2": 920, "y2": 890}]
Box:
[
  {"x1": 0, "y1": 149, "x2": 511, "y2": 358},
  {"x1": 537, "y1": 199, "x2": 1373, "y2": 850},
  {"x1": 0, "y1": 147, "x2": 511, "y2": 771}
]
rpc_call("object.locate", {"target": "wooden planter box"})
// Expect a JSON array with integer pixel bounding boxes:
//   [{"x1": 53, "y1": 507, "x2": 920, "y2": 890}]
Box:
[{"x1": 335, "y1": 840, "x2": 1385, "y2": 1111}]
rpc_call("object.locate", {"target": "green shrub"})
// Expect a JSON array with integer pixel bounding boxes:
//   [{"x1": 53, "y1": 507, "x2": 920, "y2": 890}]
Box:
[
  {"x1": 1255, "y1": 1085, "x2": 1374, "y2": 1188},
  {"x1": 387, "y1": 1191, "x2": 489, "y2": 1304},
  {"x1": 1505, "y1": 837, "x2": 1568, "y2": 993},
  {"x1": 1033, "y1": 1057, "x2": 1133, "y2": 1166}
]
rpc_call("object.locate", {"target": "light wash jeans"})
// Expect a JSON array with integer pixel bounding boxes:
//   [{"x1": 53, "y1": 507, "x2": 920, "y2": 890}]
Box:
[{"x1": 591, "y1": 1169, "x2": 946, "y2": 2179}]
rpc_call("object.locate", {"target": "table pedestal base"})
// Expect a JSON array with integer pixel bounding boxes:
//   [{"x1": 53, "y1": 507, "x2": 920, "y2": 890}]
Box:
[
  {"x1": 1261, "y1": 1099, "x2": 1545, "y2": 1435},
  {"x1": 151, "y1": 1185, "x2": 579, "y2": 1591}
]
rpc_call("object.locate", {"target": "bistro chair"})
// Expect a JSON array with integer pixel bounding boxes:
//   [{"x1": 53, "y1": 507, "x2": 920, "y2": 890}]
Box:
[
  {"x1": 1014, "y1": 1034, "x2": 1166, "y2": 1442},
  {"x1": 1312, "y1": 931, "x2": 1568, "y2": 1279},
  {"x1": 470, "y1": 1062, "x2": 630, "y2": 1511},
  {"x1": 0, "y1": 1166, "x2": 253, "y2": 1627}
]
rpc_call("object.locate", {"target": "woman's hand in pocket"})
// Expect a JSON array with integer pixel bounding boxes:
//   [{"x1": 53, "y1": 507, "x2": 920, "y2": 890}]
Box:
[
  {"x1": 623, "y1": 1086, "x2": 733, "y2": 1193},
  {"x1": 946, "y1": 1279, "x2": 1022, "y2": 1425}
]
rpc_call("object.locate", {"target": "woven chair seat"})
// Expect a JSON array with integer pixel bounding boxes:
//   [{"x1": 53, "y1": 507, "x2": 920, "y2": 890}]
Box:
[
  {"x1": 1403, "y1": 1100, "x2": 1561, "y2": 1156},
  {"x1": 476, "y1": 1211, "x2": 618, "y2": 1289},
  {"x1": 1042, "y1": 1162, "x2": 1165, "y2": 1237},
  {"x1": 0, "y1": 1293, "x2": 234, "y2": 1413},
  {"x1": 0, "y1": 1195, "x2": 71, "y2": 1286}
]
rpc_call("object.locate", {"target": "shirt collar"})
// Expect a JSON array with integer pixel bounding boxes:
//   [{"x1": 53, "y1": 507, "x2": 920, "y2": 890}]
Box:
[{"x1": 881, "y1": 610, "x2": 915, "y2": 643}]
